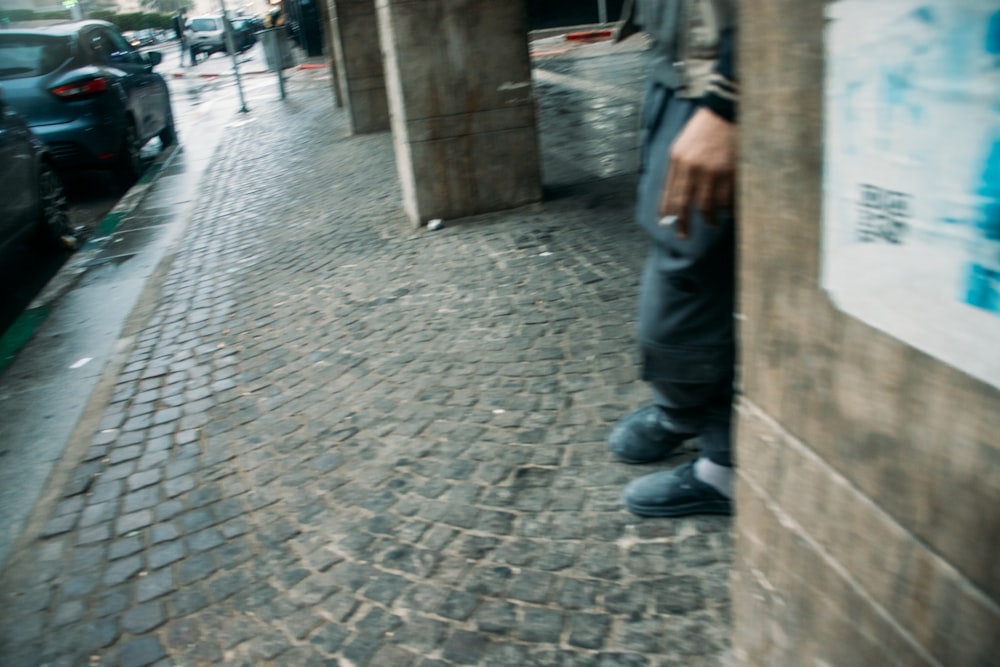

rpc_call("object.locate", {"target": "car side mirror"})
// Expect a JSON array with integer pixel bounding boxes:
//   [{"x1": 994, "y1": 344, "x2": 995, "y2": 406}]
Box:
[{"x1": 146, "y1": 51, "x2": 163, "y2": 67}]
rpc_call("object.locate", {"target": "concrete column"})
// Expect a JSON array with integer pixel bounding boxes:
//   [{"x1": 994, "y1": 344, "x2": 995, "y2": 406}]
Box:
[
  {"x1": 733, "y1": 0, "x2": 1000, "y2": 664},
  {"x1": 328, "y1": 0, "x2": 390, "y2": 133},
  {"x1": 375, "y1": 0, "x2": 542, "y2": 225},
  {"x1": 317, "y1": 0, "x2": 344, "y2": 107}
]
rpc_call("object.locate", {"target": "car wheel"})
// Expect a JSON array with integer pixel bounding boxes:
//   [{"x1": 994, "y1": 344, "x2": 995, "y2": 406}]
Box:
[
  {"x1": 159, "y1": 107, "x2": 177, "y2": 148},
  {"x1": 35, "y1": 162, "x2": 75, "y2": 250},
  {"x1": 113, "y1": 120, "x2": 142, "y2": 189}
]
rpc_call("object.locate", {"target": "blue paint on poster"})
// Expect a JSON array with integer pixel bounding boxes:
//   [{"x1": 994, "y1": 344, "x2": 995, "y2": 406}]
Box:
[{"x1": 965, "y1": 9, "x2": 1000, "y2": 313}]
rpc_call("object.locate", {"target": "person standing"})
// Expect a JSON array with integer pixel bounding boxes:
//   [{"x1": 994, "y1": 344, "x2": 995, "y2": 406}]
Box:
[
  {"x1": 608, "y1": 0, "x2": 739, "y2": 518},
  {"x1": 172, "y1": 10, "x2": 187, "y2": 67}
]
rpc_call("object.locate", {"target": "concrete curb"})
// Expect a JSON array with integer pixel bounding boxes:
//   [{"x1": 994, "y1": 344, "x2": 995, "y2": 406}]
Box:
[
  {"x1": 170, "y1": 69, "x2": 268, "y2": 79},
  {"x1": 565, "y1": 29, "x2": 614, "y2": 41},
  {"x1": 528, "y1": 23, "x2": 615, "y2": 41},
  {"x1": 168, "y1": 61, "x2": 327, "y2": 80},
  {"x1": 528, "y1": 24, "x2": 616, "y2": 57},
  {"x1": 29, "y1": 144, "x2": 182, "y2": 312}
]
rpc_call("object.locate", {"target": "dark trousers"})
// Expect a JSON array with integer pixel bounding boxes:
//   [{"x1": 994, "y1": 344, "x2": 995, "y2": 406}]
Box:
[{"x1": 634, "y1": 82, "x2": 736, "y2": 467}]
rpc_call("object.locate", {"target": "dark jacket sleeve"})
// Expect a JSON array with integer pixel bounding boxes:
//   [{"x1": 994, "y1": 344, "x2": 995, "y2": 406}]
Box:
[{"x1": 702, "y1": 27, "x2": 738, "y2": 123}]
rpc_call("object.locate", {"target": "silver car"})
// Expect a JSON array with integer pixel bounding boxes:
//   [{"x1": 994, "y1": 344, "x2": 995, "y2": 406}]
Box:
[{"x1": 186, "y1": 16, "x2": 227, "y2": 63}]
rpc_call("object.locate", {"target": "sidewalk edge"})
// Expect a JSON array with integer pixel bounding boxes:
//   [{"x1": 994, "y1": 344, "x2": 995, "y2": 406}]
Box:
[{"x1": 0, "y1": 145, "x2": 181, "y2": 371}]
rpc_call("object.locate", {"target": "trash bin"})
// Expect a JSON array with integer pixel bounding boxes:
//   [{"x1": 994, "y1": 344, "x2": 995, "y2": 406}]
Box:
[{"x1": 259, "y1": 27, "x2": 295, "y2": 71}]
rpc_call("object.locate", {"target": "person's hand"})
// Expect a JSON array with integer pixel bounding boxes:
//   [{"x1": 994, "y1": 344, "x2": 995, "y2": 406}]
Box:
[{"x1": 659, "y1": 107, "x2": 737, "y2": 240}]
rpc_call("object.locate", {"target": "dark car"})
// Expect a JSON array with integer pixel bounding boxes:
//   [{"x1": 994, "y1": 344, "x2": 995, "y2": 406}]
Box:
[
  {"x1": 229, "y1": 18, "x2": 258, "y2": 53},
  {"x1": 128, "y1": 29, "x2": 159, "y2": 49},
  {"x1": 0, "y1": 20, "x2": 176, "y2": 188},
  {"x1": 0, "y1": 90, "x2": 73, "y2": 255}
]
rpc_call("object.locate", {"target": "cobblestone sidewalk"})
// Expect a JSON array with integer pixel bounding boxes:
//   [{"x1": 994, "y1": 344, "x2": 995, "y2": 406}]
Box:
[{"x1": 0, "y1": 45, "x2": 732, "y2": 667}]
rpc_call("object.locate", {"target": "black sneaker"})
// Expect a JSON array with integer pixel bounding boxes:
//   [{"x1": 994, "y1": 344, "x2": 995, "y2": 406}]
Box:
[
  {"x1": 621, "y1": 461, "x2": 732, "y2": 517},
  {"x1": 607, "y1": 405, "x2": 694, "y2": 463}
]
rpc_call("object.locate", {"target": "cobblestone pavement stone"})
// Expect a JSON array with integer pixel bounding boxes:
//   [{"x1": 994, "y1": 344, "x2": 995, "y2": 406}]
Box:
[{"x1": 0, "y1": 41, "x2": 732, "y2": 667}]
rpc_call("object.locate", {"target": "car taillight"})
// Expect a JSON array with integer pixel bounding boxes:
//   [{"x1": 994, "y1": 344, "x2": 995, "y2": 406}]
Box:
[{"x1": 51, "y1": 77, "x2": 109, "y2": 100}]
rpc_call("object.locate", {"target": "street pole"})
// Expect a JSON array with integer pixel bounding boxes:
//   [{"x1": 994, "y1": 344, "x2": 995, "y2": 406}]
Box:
[
  {"x1": 598, "y1": 0, "x2": 608, "y2": 25},
  {"x1": 219, "y1": 0, "x2": 250, "y2": 113}
]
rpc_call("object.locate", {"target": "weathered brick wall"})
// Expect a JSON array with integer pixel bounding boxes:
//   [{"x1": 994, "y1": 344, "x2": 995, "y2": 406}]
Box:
[{"x1": 732, "y1": 1, "x2": 1000, "y2": 664}]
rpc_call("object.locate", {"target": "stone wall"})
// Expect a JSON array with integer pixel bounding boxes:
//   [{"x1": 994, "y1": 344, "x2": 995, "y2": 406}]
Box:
[{"x1": 732, "y1": 0, "x2": 1000, "y2": 664}]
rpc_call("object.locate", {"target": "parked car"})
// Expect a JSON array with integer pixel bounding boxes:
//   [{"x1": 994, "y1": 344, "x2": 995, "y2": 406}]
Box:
[
  {"x1": 129, "y1": 29, "x2": 159, "y2": 48},
  {"x1": 0, "y1": 89, "x2": 73, "y2": 255},
  {"x1": 187, "y1": 15, "x2": 257, "y2": 64},
  {"x1": 185, "y1": 15, "x2": 227, "y2": 63},
  {"x1": 0, "y1": 20, "x2": 176, "y2": 188},
  {"x1": 229, "y1": 18, "x2": 257, "y2": 52}
]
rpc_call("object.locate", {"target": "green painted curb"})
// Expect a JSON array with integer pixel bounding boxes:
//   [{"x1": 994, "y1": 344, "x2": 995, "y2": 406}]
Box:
[{"x1": 0, "y1": 306, "x2": 49, "y2": 372}]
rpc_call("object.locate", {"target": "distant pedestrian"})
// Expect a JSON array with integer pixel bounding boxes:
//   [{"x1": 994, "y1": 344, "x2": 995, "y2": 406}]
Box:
[
  {"x1": 608, "y1": 0, "x2": 739, "y2": 518},
  {"x1": 172, "y1": 10, "x2": 187, "y2": 67}
]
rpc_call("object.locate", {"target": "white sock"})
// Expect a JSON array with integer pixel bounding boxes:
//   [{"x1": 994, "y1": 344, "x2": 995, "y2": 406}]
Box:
[{"x1": 694, "y1": 457, "x2": 734, "y2": 499}]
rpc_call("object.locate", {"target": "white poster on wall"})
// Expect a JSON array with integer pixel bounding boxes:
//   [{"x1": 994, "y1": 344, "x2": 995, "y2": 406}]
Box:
[{"x1": 823, "y1": 0, "x2": 1000, "y2": 389}]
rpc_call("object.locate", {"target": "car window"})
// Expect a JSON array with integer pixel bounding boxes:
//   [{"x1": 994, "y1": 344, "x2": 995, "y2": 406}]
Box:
[
  {"x1": 103, "y1": 28, "x2": 143, "y2": 65},
  {"x1": 0, "y1": 34, "x2": 72, "y2": 80},
  {"x1": 86, "y1": 29, "x2": 114, "y2": 65},
  {"x1": 189, "y1": 18, "x2": 220, "y2": 32}
]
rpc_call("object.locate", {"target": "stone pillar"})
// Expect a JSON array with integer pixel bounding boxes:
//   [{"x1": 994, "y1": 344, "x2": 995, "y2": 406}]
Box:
[
  {"x1": 375, "y1": 0, "x2": 542, "y2": 225},
  {"x1": 732, "y1": 1, "x2": 1000, "y2": 665},
  {"x1": 316, "y1": 0, "x2": 344, "y2": 107},
  {"x1": 328, "y1": 0, "x2": 390, "y2": 133}
]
